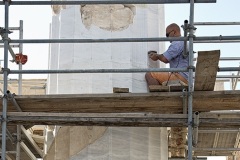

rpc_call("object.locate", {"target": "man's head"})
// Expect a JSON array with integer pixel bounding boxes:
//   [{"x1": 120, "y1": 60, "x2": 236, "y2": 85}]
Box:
[{"x1": 166, "y1": 23, "x2": 181, "y2": 37}]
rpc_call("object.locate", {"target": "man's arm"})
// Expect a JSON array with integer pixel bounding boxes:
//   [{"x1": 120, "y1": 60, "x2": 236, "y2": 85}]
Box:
[{"x1": 149, "y1": 52, "x2": 169, "y2": 63}]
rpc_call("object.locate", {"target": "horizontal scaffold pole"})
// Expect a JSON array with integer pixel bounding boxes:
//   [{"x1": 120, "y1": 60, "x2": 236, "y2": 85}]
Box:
[
  {"x1": 3, "y1": 37, "x2": 187, "y2": 43},
  {"x1": 1, "y1": 67, "x2": 240, "y2": 74},
  {"x1": 0, "y1": 0, "x2": 216, "y2": 5},
  {"x1": 193, "y1": 148, "x2": 240, "y2": 151},
  {"x1": 2, "y1": 68, "x2": 188, "y2": 74},
  {"x1": 194, "y1": 40, "x2": 240, "y2": 43},
  {"x1": 194, "y1": 22, "x2": 240, "y2": 25},
  {"x1": 1, "y1": 35, "x2": 240, "y2": 44}
]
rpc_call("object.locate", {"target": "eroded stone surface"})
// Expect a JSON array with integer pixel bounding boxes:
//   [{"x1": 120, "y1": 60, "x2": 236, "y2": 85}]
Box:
[
  {"x1": 51, "y1": 2, "x2": 135, "y2": 31},
  {"x1": 51, "y1": 5, "x2": 66, "y2": 15},
  {"x1": 80, "y1": 5, "x2": 135, "y2": 31}
]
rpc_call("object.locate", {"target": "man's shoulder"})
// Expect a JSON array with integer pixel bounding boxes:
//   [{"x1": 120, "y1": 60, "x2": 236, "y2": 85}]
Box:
[
  {"x1": 170, "y1": 41, "x2": 184, "y2": 50},
  {"x1": 171, "y1": 41, "x2": 184, "y2": 46}
]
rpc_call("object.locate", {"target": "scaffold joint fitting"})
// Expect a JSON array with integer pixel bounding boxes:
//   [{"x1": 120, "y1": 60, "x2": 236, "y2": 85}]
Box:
[
  {"x1": 0, "y1": 116, "x2": 6, "y2": 122},
  {"x1": 13, "y1": 135, "x2": 21, "y2": 144},
  {"x1": 0, "y1": 27, "x2": 12, "y2": 39},
  {"x1": 188, "y1": 121, "x2": 193, "y2": 127},
  {"x1": 188, "y1": 91, "x2": 193, "y2": 96},
  {"x1": 6, "y1": 90, "x2": 13, "y2": 100},
  {"x1": 219, "y1": 35, "x2": 223, "y2": 41},
  {"x1": 3, "y1": 0, "x2": 12, "y2": 5},
  {"x1": 2, "y1": 67, "x2": 10, "y2": 75},
  {"x1": 187, "y1": 65, "x2": 195, "y2": 70}
]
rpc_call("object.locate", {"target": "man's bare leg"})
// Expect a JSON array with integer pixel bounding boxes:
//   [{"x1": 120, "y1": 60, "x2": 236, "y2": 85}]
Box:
[{"x1": 145, "y1": 72, "x2": 160, "y2": 86}]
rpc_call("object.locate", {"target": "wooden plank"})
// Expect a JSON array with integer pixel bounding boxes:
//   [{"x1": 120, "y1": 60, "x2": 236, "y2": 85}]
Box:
[
  {"x1": 113, "y1": 87, "x2": 129, "y2": 93},
  {"x1": 6, "y1": 112, "x2": 240, "y2": 128},
  {"x1": 2, "y1": 90, "x2": 240, "y2": 114},
  {"x1": 149, "y1": 85, "x2": 187, "y2": 92},
  {"x1": 149, "y1": 85, "x2": 169, "y2": 92},
  {"x1": 194, "y1": 50, "x2": 220, "y2": 91}
]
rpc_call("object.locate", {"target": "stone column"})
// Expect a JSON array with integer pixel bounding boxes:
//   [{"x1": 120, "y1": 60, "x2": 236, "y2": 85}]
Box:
[{"x1": 46, "y1": 3, "x2": 168, "y2": 160}]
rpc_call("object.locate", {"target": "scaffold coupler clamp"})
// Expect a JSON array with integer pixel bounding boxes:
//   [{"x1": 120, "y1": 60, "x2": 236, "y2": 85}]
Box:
[
  {"x1": 6, "y1": 90, "x2": 13, "y2": 100},
  {"x1": 182, "y1": 21, "x2": 197, "y2": 35},
  {"x1": 0, "y1": 115, "x2": 6, "y2": 123},
  {"x1": 3, "y1": 0, "x2": 12, "y2": 5},
  {"x1": 1, "y1": 67, "x2": 10, "y2": 75},
  {"x1": 187, "y1": 65, "x2": 195, "y2": 71},
  {"x1": 219, "y1": 35, "x2": 223, "y2": 41},
  {"x1": 188, "y1": 24, "x2": 197, "y2": 32},
  {"x1": 0, "y1": 27, "x2": 12, "y2": 39}
]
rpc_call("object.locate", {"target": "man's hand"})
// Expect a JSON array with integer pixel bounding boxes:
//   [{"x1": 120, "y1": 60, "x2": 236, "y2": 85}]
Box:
[{"x1": 148, "y1": 51, "x2": 159, "y2": 61}]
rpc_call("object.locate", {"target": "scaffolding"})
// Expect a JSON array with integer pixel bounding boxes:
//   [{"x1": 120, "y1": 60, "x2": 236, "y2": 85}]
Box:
[{"x1": 1, "y1": 0, "x2": 240, "y2": 160}]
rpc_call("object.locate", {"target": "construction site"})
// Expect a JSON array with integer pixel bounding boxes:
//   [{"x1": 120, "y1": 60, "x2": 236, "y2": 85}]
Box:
[{"x1": 1, "y1": 0, "x2": 240, "y2": 160}]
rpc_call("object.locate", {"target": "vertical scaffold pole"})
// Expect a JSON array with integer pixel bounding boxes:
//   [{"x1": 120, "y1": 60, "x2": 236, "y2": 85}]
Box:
[
  {"x1": 2, "y1": 1, "x2": 9, "y2": 160},
  {"x1": 18, "y1": 20, "x2": 23, "y2": 95},
  {"x1": 188, "y1": 0, "x2": 195, "y2": 159},
  {"x1": 16, "y1": 20, "x2": 23, "y2": 160}
]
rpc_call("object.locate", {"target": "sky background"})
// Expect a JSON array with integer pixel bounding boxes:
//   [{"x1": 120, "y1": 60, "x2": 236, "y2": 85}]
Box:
[{"x1": 0, "y1": 1, "x2": 240, "y2": 159}]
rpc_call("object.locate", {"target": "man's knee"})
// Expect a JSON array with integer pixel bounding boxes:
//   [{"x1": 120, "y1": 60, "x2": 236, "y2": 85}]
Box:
[{"x1": 145, "y1": 72, "x2": 152, "y2": 80}]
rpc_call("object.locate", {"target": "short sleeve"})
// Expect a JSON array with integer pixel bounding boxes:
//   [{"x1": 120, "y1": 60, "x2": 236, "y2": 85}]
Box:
[{"x1": 163, "y1": 41, "x2": 183, "y2": 61}]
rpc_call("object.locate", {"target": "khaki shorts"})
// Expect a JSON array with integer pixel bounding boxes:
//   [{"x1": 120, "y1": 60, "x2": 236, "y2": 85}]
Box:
[{"x1": 150, "y1": 72, "x2": 188, "y2": 84}]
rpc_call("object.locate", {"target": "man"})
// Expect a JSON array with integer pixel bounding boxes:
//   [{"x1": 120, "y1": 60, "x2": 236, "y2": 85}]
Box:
[{"x1": 145, "y1": 23, "x2": 189, "y2": 87}]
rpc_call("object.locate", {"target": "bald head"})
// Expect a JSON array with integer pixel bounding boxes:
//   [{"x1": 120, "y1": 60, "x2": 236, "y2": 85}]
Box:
[{"x1": 166, "y1": 23, "x2": 181, "y2": 37}]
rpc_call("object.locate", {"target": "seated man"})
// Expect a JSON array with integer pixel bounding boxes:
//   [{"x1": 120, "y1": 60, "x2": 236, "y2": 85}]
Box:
[{"x1": 145, "y1": 23, "x2": 189, "y2": 87}]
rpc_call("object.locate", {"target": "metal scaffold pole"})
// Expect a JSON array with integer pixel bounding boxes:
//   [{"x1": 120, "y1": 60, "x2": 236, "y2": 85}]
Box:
[
  {"x1": 187, "y1": 0, "x2": 195, "y2": 159},
  {"x1": 0, "y1": 0, "x2": 217, "y2": 5},
  {"x1": 2, "y1": 1, "x2": 9, "y2": 159},
  {"x1": 0, "y1": 67, "x2": 238, "y2": 75},
  {"x1": 0, "y1": 35, "x2": 239, "y2": 44},
  {"x1": 194, "y1": 22, "x2": 240, "y2": 25},
  {"x1": 16, "y1": 20, "x2": 23, "y2": 160}
]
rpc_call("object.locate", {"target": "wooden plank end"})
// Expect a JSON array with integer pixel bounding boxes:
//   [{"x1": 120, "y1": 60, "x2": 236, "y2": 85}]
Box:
[{"x1": 113, "y1": 87, "x2": 129, "y2": 93}]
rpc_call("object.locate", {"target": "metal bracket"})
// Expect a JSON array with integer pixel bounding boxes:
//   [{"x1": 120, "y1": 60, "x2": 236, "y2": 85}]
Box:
[
  {"x1": 3, "y1": 0, "x2": 12, "y2": 5},
  {"x1": 11, "y1": 134, "x2": 22, "y2": 144},
  {"x1": 1, "y1": 116, "x2": 6, "y2": 122},
  {"x1": 6, "y1": 90, "x2": 12, "y2": 100},
  {"x1": 187, "y1": 65, "x2": 195, "y2": 70},
  {"x1": 1, "y1": 67, "x2": 10, "y2": 75},
  {"x1": 0, "y1": 27, "x2": 12, "y2": 39},
  {"x1": 0, "y1": 28, "x2": 15, "y2": 62},
  {"x1": 181, "y1": 22, "x2": 197, "y2": 34}
]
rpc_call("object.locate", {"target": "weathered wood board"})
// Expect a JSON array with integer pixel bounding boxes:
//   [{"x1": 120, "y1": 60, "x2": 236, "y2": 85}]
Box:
[
  {"x1": 149, "y1": 85, "x2": 187, "y2": 92},
  {"x1": 149, "y1": 85, "x2": 169, "y2": 92},
  {"x1": 2, "y1": 90, "x2": 240, "y2": 114},
  {"x1": 113, "y1": 87, "x2": 129, "y2": 93},
  {"x1": 194, "y1": 50, "x2": 220, "y2": 91}
]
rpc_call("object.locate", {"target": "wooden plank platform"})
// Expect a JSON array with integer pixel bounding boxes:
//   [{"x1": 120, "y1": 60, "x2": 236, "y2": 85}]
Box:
[
  {"x1": 2, "y1": 90, "x2": 240, "y2": 114},
  {"x1": 149, "y1": 85, "x2": 187, "y2": 92},
  {"x1": 194, "y1": 50, "x2": 220, "y2": 91},
  {"x1": 4, "y1": 111, "x2": 240, "y2": 128}
]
